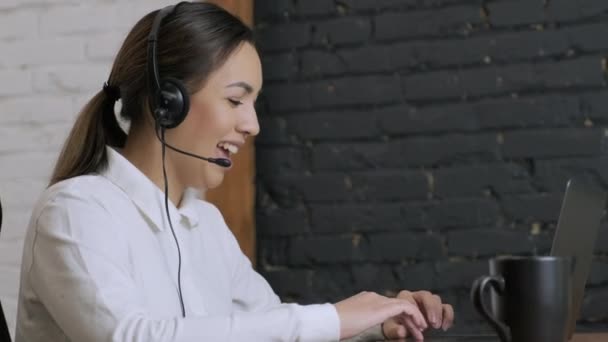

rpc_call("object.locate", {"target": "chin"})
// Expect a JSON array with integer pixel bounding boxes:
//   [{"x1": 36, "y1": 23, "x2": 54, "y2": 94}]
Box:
[{"x1": 202, "y1": 169, "x2": 225, "y2": 190}]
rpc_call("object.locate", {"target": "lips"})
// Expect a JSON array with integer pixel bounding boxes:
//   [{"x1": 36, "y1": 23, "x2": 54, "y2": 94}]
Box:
[
  {"x1": 215, "y1": 140, "x2": 244, "y2": 166},
  {"x1": 217, "y1": 141, "x2": 239, "y2": 155},
  {"x1": 216, "y1": 146, "x2": 230, "y2": 160}
]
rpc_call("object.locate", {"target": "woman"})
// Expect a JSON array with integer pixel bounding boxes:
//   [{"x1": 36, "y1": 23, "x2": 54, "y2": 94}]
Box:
[{"x1": 15, "y1": 2, "x2": 453, "y2": 341}]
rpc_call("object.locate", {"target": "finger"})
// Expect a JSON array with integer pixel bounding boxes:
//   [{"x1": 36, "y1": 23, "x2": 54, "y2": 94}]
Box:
[
  {"x1": 393, "y1": 324, "x2": 407, "y2": 339},
  {"x1": 397, "y1": 325, "x2": 407, "y2": 338},
  {"x1": 396, "y1": 290, "x2": 416, "y2": 305},
  {"x1": 413, "y1": 292, "x2": 443, "y2": 329},
  {"x1": 404, "y1": 318, "x2": 425, "y2": 341},
  {"x1": 402, "y1": 301, "x2": 427, "y2": 330},
  {"x1": 430, "y1": 295, "x2": 443, "y2": 329},
  {"x1": 441, "y1": 304, "x2": 455, "y2": 331},
  {"x1": 388, "y1": 299, "x2": 427, "y2": 329},
  {"x1": 397, "y1": 291, "x2": 431, "y2": 336},
  {"x1": 407, "y1": 302, "x2": 427, "y2": 330},
  {"x1": 383, "y1": 318, "x2": 404, "y2": 339}
]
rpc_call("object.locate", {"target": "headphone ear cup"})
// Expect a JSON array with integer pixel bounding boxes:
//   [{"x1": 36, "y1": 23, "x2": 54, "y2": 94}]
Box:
[{"x1": 155, "y1": 77, "x2": 190, "y2": 129}]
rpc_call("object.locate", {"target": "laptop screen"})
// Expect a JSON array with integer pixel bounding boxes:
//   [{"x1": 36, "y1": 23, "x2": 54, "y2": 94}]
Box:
[{"x1": 550, "y1": 177, "x2": 606, "y2": 339}]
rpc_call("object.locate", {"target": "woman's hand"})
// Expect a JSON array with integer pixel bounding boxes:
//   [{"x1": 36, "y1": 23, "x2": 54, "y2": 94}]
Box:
[
  {"x1": 381, "y1": 290, "x2": 454, "y2": 341},
  {"x1": 334, "y1": 291, "x2": 428, "y2": 340}
]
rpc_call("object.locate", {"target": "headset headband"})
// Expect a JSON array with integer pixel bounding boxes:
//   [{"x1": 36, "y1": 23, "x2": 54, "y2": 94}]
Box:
[{"x1": 147, "y1": 5, "x2": 176, "y2": 98}]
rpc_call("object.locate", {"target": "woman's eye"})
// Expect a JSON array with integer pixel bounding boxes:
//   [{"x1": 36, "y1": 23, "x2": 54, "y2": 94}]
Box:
[{"x1": 228, "y1": 99, "x2": 243, "y2": 107}]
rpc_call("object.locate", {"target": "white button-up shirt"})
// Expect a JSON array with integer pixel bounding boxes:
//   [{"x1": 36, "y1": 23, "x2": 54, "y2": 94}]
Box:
[{"x1": 15, "y1": 147, "x2": 342, "y2": 342}]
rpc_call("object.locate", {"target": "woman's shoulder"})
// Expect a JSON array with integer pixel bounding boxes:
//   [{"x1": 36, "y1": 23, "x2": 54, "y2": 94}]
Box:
[
  {"x1": 22, "y1": 174, "x2": 124, "y2": 249},
  {"x1": 32, "y1": 174, "x2": 120, "y2": 221},
  {"x1": 21, "y1": 175, "x2": 132, "y2": 278}
]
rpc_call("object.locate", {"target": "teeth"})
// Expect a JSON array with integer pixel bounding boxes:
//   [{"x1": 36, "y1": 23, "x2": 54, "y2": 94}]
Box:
[
  {"x1": 217, "y1": 142, "x2": 239, "y2": 155},
  {"x1": 226, "y1": 144, "x2": 238, "y2": 154}
]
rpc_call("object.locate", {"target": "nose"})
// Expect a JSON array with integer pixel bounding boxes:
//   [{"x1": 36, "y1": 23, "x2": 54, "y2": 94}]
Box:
[{"x1": 237, "y1": 105, "x2": 260, "y2": 137}]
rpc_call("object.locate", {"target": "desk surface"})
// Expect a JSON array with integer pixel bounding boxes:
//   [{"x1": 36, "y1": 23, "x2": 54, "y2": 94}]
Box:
[
  {"x1": 383, "y1": 333, "x2": 608, "y2": 342},
  {"x1": 572, "y1": 333, "x2": 608, "y2": 342}
]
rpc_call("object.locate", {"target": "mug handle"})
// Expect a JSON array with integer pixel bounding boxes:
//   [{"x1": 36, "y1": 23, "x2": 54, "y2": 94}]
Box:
[{"x1": 471, "y1": 275, "x2": 511, "y2": 342}]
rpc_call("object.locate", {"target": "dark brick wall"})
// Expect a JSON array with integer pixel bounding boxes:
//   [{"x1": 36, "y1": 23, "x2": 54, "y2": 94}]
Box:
[{"x1": 253, "y1": 0, "x2": 608, "y2": 333}]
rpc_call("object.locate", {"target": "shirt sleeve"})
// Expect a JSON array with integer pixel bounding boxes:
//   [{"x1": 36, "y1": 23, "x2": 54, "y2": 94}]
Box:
[
  {"x1": 227, "y1": 230, "x2": 283, "y2": 312},
  {"x1": 205, "y1": 202, "x2": 342, "y2": 340},
  {"x1": 26, "y1": 195, "x2": 340, "y2": 342}
]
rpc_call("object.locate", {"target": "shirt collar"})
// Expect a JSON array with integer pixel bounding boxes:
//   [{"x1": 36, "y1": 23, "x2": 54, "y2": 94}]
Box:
[{"x1": 101, "y1": 146, "x2": 201, "y2": 231}]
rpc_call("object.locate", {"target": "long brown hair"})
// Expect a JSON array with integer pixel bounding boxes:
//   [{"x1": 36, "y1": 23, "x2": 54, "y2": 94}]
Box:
[{"x1": 49, "y1": 2, "x2": 255, "y2": 186}]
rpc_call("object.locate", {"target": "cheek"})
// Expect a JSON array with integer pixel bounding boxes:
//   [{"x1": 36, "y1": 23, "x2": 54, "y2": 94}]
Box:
[
  {"x1": 183, "y1": 104, "x2": 233, "y2": 145},
  {"x1": 207, "y1": 106, "x2": 236, "y2": 137}
]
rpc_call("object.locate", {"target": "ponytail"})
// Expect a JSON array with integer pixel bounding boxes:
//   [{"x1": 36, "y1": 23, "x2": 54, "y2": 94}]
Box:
[{"x1": 49, "y1": 86, "x2": 127, "y2": 186}]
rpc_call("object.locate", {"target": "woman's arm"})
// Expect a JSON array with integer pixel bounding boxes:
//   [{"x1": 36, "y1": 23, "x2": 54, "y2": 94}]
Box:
[
  {"x1": 228, "y1": 244, "x2": 387, "y2": 342},
  {"x1": 212, "y1": 205, "x2": 386, "y2": 342},
  {"x1": 25, "y1": 197, "x2": 340, "y2": 342}
]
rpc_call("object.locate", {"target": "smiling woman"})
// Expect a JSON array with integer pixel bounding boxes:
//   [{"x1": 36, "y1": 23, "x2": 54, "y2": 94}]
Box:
[{"x1": 14, "y1": 2, "x2": 452, "y2": 342}]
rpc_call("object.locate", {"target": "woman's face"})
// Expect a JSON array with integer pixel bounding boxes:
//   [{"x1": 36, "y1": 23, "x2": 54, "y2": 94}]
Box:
[{"x1": 166, "y1": 42, "x2": 262, "y2": 190}]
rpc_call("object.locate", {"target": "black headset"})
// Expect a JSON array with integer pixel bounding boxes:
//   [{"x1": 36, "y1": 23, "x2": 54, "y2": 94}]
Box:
[
  {"x1": 146, "y1": 3, "x2": 232, "y2": 168},
  {"x1": 147, "y1": 4, "x2": 189, "y2": 129}
]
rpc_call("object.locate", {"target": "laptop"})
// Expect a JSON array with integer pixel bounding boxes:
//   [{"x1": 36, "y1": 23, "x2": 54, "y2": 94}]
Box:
[
  {"x1": 382, "y1": 177, "x2": 606, "y2": 342},
  {"x1": 0, "y1": 198, "x2": 11, "y2": 342}
]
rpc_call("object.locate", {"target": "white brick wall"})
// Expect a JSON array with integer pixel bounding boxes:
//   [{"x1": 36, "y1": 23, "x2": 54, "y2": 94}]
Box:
[{"x1": 0, "y1": 0, "x2": 175, "y2": 337}]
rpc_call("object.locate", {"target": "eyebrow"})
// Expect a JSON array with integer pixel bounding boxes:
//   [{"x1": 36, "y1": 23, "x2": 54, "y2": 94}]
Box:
[{"x1": 226, "y1": 81, "x2": 254, "y2": 94}]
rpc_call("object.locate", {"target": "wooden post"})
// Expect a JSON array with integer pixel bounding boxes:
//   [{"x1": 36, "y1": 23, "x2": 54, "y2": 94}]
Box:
[
  {"x1": 204, "y1": 0, "x2": 257, "y2": 265},
  {"x1": 209, "y1": 0, "x2": 253, "y2": 24}
]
